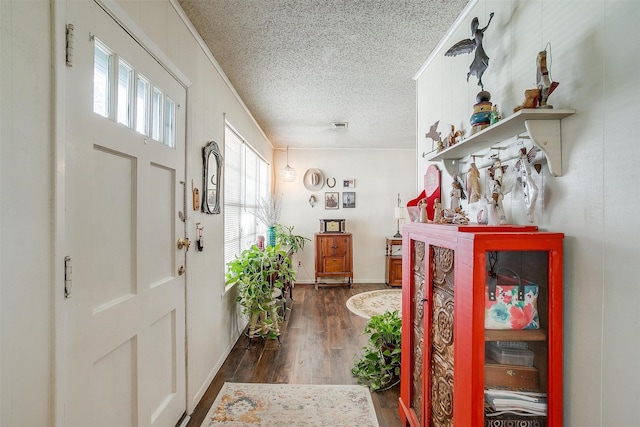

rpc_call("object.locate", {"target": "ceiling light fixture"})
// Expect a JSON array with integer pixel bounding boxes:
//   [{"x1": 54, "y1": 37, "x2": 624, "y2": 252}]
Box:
[{"x1": 281, "y1": 146, "x2": 297, "y2": 182}]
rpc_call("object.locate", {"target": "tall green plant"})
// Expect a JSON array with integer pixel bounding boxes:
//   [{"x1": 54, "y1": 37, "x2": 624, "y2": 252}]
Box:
[
  {"x1": 226, "y1": 244, "x2": 296, "y2": 338},
  {"x1": 352, "y1": 310, "x2": 402, "y2": 391}
]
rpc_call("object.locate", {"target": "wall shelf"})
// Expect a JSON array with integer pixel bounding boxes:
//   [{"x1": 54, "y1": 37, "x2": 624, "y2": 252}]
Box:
[{"x1": 427, "y1": 108, "x2": 575, "y2": 177}]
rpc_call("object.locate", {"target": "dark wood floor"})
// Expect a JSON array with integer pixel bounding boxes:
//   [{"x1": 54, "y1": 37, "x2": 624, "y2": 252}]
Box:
[{"x1": 186, "y1": 283, "x2": 402, "y2": 427}]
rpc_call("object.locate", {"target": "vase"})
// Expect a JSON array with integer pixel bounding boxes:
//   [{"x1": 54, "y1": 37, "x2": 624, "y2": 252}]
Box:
[{"x1": 266, "y1": 226, "x2": 276, "y2": 248}]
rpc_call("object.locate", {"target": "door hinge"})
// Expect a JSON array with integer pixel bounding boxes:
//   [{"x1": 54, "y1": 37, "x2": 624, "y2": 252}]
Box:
[
  {"x1": 64, "y1": 256, "x2": 72, "y2": 298},
  {"x1": 65, "y1": 23, "x2": 74, "y2": 67}
]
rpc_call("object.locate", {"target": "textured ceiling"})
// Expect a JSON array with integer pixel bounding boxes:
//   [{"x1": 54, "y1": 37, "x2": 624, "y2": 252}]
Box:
[{"x1": 177, "y1": 0, "x2": 470, "y2": 149}]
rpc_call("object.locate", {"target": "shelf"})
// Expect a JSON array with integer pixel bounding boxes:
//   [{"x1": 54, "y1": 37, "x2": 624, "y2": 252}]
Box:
[
  {"x1": 485, "y1": 329, "x2": 547, "y2": 342},
  {"x1": 427, "y1": 108, "x2": 575, "y2": 177}
]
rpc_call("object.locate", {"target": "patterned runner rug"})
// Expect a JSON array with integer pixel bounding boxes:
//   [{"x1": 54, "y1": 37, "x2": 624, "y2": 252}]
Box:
[
  {"x1": 200, "y1": 382, "x2": 379, "y2": 426},
  {"x1": 346, "y1": 289, "x2": 402, "y2": 319}
]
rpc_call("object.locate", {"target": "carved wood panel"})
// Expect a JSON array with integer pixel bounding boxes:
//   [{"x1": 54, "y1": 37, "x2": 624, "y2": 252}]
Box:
[
  {"x1": 430, "y1": 246, "x2": 455, "y2": 427},
  {"x1": 411, "y1": 240, "x2": 425, "y2": 424}
]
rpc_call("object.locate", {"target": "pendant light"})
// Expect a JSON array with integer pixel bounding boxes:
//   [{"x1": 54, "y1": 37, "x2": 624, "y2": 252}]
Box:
[{"x1": 281, "y1": 146, "x2": 297, "y2": 182}]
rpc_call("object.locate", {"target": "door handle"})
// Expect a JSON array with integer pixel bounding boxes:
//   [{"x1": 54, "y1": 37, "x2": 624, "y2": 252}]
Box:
[{"x1": 177, "y1": 238, "x2": 191, "y2": 250}]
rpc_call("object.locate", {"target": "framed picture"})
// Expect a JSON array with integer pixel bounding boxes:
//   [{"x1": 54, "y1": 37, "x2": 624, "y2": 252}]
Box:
[
  {"x1": 343, "y1": 191, "x2": 356, "y2": 208},
  {"x1": 343, "y1": 179, "x2": 356, "y2": 188},
  {"x1": 325, "y1": 192, "x2": 339, "y2": 210}
]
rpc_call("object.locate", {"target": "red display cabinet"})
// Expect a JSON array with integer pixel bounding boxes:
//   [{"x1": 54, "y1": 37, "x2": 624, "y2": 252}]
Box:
[{"x1": 398, "y1": 223, "x2": 563, "y2": 426}]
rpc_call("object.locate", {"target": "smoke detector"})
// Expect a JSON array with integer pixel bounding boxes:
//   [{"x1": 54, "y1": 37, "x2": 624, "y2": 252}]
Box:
[{"x1": 332, "y1": 122, "x2": 349, "y2": 130}]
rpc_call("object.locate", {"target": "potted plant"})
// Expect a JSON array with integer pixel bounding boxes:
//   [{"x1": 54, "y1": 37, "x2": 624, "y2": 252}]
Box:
[
  {"x1": 351, "y1": 310, "x2": 402, "y2": 391},
  {"x1": 226, "y1": 244, "x2": 296, "y2": 339},
  {"x1": 252, "y1": 194, "x2": 282, "y2": 247},
  {"x1": 275, "y1": 224, "x2": 310, "y2": 256}
]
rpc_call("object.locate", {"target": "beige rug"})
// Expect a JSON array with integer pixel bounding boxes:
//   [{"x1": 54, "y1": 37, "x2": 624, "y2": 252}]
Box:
[
  {"x1": 201, "y1": 382, "x2": 379, "y2": 426},
  {"x1": 346, "y1": 289, "x2": 402, "y2": 319}
]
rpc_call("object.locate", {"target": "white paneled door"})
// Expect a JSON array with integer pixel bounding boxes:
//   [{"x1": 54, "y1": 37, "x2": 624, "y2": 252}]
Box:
[{"x1": 63, "y1": 2, "x2": 187, "y2": 426}]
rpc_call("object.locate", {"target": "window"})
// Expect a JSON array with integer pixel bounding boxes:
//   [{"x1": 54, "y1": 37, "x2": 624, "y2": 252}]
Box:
[
  {"x1": 92, "y1": 41, "x2": 176, "y2": 147},
  {"x1": 164, "y1": 97, "x2": 176, "y2": 148},
  {"x1": 224, "y1": 124, "x2": 270, "y2": 271},
  {"x1": 117, "y1": 59, "x2": 133, "y2": 126},
  {"x1": 151, "y1": 87, "x2": 164, "y2": 142},
  {"x1": 93, "y1": 40, "x2": 112, "y2": 118},
  {"x1": 136, "y1": 74, "x2": 150, "y2": 135}
]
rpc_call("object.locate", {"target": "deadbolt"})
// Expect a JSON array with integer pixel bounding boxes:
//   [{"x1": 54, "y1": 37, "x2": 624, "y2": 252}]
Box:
[
  {"x1": 178, "y1": 265, "x2": 185, "y2": 275},
  {"x1": 177, "y1": 238, "x2": 191, "y2": 250}
]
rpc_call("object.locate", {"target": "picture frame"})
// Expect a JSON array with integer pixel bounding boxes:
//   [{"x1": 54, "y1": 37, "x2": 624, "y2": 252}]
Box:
[
  {"x1": 343, "y1": 179, "x2": 356, "y2": 188},
  {"x1": 325, "y1": 192, "x2": 339, "y2": 210},
  {"x1": 343, "y1": 191, "x2": 356, "y2": 208}
]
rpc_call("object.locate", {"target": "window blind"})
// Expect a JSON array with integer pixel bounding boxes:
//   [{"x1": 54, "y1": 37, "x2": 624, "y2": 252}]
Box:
[{"x1": 223, "y1": 124, "x2": 270, "y2": 268}]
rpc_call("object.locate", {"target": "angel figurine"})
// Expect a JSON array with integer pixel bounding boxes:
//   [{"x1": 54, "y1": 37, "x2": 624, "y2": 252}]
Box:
[
  {"x1": 445, "y1": 12, "x2": 495, "y2": 89},
  {"x1": 468, "y1": 162, "x2": 482, "y2": 203},
  {"x1": 515, "y1": 147, "x2": 540, "y2": 222}
]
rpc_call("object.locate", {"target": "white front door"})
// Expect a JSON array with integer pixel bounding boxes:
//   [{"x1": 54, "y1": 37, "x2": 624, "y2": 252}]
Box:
[{"x1": 63, "y1": 2, "x2": 187, "y2": 426}]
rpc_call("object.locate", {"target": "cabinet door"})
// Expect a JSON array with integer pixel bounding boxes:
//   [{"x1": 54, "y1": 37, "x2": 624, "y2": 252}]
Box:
[{"x1": 321, "y1": 235, "x2": 348, "y2": 257}]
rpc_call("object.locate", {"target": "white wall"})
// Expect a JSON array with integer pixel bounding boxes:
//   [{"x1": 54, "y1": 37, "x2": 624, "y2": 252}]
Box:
[
  {"x1": 1, "y1": 1, "x2": 52, "y2": 425},
  {"x1": 416, "y1": 1, "x2": 640, "y2": 425},
  {"x1": 275, "y1": 148, "x2": 416, "y2": 284}
]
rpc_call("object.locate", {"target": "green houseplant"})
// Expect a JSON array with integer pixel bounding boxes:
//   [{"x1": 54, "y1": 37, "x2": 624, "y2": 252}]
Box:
[
  {"x1": 275, "y1": 224, "x2": 310, "y2": 256},
  {"x1": 352, "y1": 310, "x2": 402, "y2": 391},
  {"x1": 226, "y1": 244, "x2": 296, "y2": 339}
]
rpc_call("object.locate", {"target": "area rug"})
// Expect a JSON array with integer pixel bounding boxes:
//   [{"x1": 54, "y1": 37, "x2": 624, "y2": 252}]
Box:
[
  {"x1": 201, "y1": 382, "x2": 379, "y2": 426},
  {"x1": 346, "y1": 289, "x2": 402, "y2": 319}
]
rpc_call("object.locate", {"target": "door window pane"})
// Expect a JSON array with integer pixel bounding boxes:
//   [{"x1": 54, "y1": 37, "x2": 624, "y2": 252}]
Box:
[
  {"x1": 164, "y1": 97, "x2": 176, "y2": 148},
  {"x1": 117, "y1": 59, "x2": 133, "y2": 127},
  {"x1": 93, "y1": 40, "x2": 112, "y2": 118},
  {"x1": 151, "y1": 87, "x2": 164, "y2": 142},
  {"x1": 136, "y1": 75, "x2": 150, "y2": 136}
]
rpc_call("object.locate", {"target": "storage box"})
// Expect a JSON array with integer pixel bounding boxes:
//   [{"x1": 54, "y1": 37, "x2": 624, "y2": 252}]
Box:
[
  {"x1": 486, "y1": 343, "x2": 534, "y2": 367},
  {"x1": 484, "y1": 360, "x2": 539, "y2": 391}
]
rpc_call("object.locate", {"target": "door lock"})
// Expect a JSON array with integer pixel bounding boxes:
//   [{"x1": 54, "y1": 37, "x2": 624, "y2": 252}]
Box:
[
  {"x1": 178, "y1": 265, "x2": 185, "y2": 275},
  {"x1": 177, "y1": 238, "x2": 191, "y2": 250}
]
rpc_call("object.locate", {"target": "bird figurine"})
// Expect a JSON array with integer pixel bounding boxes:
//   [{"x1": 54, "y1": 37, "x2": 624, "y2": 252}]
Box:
[{"x1": 445, "y1": 12, "x2": 495, "y2": 90}]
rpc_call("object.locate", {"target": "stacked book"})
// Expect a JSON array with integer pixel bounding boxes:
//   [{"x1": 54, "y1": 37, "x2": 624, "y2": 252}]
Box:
[{"x1": 484, "y1": 388, "x2": 547, "y2": 417}]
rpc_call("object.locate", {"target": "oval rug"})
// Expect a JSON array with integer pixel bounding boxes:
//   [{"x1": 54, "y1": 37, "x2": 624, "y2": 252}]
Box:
[{"x1": 346, "y1": 289, "x2": 402, "y2": 319}]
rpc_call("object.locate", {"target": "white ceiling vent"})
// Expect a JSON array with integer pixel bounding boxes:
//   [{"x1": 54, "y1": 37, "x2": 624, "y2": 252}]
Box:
[{"x1": 332, "y1": 122, "x2": 349, "y2": 130}]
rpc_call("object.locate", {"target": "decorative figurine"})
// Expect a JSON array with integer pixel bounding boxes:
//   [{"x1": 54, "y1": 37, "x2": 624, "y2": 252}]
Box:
[
  {"x1": 468, "y1": 162, "x2": 482, "y2": 203},
  {"x1": 445, "y1": 12, "x2": 495, "y2": 90},
  {"x1": 537, "y1": 49, "x2": 559, "y2": 108},
  {"x1": 470, "y1": 91, "x2": 493, "y2": 134},
  {"x1": 444, "y1": 124, "x2": 464, "y2": 147},
  {"x1": 426, "y1": 120, "x2": 444, "y2": 152},
  {"x1": 514, "y1": 88, "x2": 541, "y2": 112},
  {"x1": 515, "y1": 147, "x2": 540, "y2": 222},
  {"x1": 450, "y1": 181, "x2": 462, "y2": 210},
  {"x1": 433, "y1": 198, "x2": 443, "y2": 223},
  {"x1": 490, "y1": 104, "x2": 502, "y2": 124}
]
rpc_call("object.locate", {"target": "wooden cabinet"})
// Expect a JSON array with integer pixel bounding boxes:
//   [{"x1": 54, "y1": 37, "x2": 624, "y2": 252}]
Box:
[
  {"x1": 385, "y1": 237, "x2": 402, "y2": 287},
  {"x1": 314, "y1": 233, "x2": 353, "y2": 289},
  {"x1": 399, "y1": 223, "x2": 563, "y2": 427}
]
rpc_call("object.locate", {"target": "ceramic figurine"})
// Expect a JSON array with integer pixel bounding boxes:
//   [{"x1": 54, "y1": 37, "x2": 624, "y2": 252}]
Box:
[
  {"x1": 537, "y1": 49, "x2": 559, "y2": 108},
  {"x1": 468, "y1": 162, "x2": 482, "y2": 203},
  {"x1": 445, "y1": 12, "x2": 495, "y2": 90},
  {"x1": 444, "y1": 124, "x2": 464, "y2": 147},
  {"x1": 450, "y1": 181, "x2": 462, "y2": 210},
  {"x1": 433, "y1": 198, "x2": 443, "y2": 222},
  {"x1": 470, "y1": 91, "x2": 493, "y2": 134},
  {"x1": 516, "y1": 147, "x2": 540, "y2": 222}
]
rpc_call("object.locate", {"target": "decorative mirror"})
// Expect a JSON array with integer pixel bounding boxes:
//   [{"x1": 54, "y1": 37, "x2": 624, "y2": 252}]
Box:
[{"x1": 202, "y1": 140, "x2": 223, "y2": 214}]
